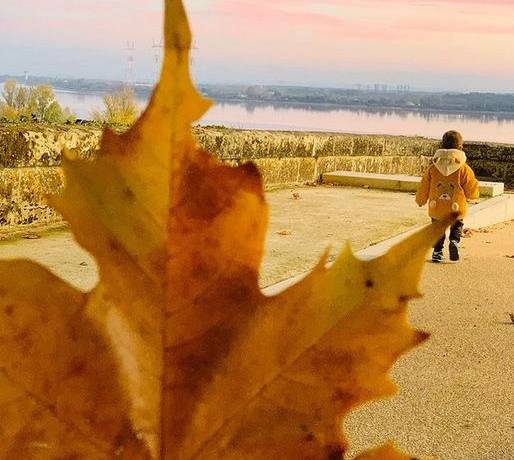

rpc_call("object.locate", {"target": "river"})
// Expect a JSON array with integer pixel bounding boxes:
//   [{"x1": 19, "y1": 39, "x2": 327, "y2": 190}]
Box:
[{"x1": 54, "y1": 90, "x2": 514, "y2": 144}]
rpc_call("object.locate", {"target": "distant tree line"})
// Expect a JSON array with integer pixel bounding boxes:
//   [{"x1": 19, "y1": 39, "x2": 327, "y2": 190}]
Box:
[
  {"x1": 0, "y1": 75, "x2": 152, "y2": 99},
  {"x1": 4, "y1": 74, "x2": 514, "y2": 118},
  {"x1": 0, "y1": 80, "x2": 141, "y2": 126},
  {"x1": 199, "y1": 84, "x2": 514, "y2": 114},
  {"x1": 0, "y1": 80, "x2": 76, "y2": 123}
]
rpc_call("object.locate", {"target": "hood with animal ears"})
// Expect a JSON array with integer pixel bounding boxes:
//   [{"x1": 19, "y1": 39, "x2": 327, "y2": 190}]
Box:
[{"x1": 432, "y1": 149, "x2": 467, "y2": 176}]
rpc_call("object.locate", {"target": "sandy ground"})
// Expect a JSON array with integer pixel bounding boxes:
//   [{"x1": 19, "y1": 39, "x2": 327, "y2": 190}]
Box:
[
  {"x1": 347, "y1": 221, "x2": 514, "y2": 460},
  {"x1": 0, "y1": 186, "x2": 428, "y2": 291},
  {"x1": 0, "y1": 186, "x2": 511, "y2": 459}
]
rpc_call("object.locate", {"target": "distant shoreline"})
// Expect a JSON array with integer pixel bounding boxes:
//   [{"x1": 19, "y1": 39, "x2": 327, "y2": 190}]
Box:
[
  {"x1": 4, "y1": 74, "x2": 514, "y2": 117},
  {"x1": 50, "y1": 89, "x2": 514, "y2": 120},
  {"x1": 210, "y1": 97, "x2": 514, "y2": 119}
]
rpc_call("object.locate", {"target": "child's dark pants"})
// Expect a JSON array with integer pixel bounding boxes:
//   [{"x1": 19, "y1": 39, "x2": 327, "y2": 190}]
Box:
[{"x1": 432, "y1": 219, "x2": 464, "y2": 251}]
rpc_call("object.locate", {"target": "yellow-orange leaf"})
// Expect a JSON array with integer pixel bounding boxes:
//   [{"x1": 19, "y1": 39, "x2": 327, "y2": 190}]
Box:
[
  {"x1": 0, "y1": 1, "x2": 448, "y2": 459},
  {"x1": 0, "y1": 261, "x2": 148, "y2": 458}
]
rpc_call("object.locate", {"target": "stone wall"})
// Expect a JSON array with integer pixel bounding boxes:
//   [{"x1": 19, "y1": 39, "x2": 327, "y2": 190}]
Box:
[
  {"x1": 196, "y1": 128, "x2": 437, "y2": 185},
  {"x1": 1, "y1": 123, "x2": 513, "y2": 231},
  {"x1": 0, "y1": 125, "x2": 101, "y2": 232},
  {"x1": 195, "y1": 127, "x2": 514, "y2": 186}
]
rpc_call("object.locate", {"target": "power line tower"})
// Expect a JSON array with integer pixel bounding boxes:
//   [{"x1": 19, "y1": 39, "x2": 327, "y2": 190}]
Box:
[
  {"x1": 151, "y1": 39, "x2": 197, "y2": 78},
  {"x1": 152, "y1": 38, "x2": 163, "y2": 75},
  {"x1": 190, "y1": 40, "x2": 199, "y2": 67},
  {"x1": 125, "y1": 41, "x2": 136, "y2": 86}
]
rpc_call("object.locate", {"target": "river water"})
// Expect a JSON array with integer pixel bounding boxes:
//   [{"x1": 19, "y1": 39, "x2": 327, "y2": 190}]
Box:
[{"x1": 54, "y1": 90, "x2": 514, "y2": 144}]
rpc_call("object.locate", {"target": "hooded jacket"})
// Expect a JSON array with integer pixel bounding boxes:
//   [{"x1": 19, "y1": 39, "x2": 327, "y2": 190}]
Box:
[{"x1": 416, "y1": 149, "x2": 479, "y2": 220}]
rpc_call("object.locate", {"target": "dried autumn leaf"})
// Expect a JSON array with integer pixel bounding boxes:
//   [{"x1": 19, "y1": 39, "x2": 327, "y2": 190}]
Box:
[{"x1": 0, "y1": 1, "x2": 449, "y2": 459}]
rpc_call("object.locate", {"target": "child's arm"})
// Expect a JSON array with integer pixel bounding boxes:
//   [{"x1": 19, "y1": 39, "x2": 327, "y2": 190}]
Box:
[
  {"x1": 462, "y1": 165, "x2": 480, "y2": 200},
  {"x1": 416, "y1": 168, "x2": 431, "y2": 206}
]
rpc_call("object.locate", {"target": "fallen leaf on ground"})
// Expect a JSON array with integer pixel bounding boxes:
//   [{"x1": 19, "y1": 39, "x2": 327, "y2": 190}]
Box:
[
  {"x1": 462, "y1": 228, "x2": 474, "y2": 238},
  {"x1": 277, "y1": 229, "x2": 292, "y2": 236},
  {"x1": 0, "y1": 1, "x2": 448, "y2": 458},
  {"x1": 22, "y1": 233, "x2": 41, "y2": 240}
]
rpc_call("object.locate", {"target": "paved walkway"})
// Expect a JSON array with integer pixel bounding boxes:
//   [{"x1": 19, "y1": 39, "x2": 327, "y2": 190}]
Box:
[
  {"x1": 0, "y1": 186, "x2": 428, "y2": 290},
  {"x1": 347, "y1": 221, "x2": 514, "y2": 460}
]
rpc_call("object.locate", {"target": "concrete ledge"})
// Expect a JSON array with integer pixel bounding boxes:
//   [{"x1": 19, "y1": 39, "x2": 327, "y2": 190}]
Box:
[
  {"x1": 263, "y1": 193, "x2": 514, "y2": 296},
  {"x1": 356, "y1": 194, "x2": 514, "y2": 260},
  {"x1": 465, "y1": 193, "x2": 514, "y2": 229},
  {"x1": 323, "y1": 171, "x2": 505, "y2": 197}
]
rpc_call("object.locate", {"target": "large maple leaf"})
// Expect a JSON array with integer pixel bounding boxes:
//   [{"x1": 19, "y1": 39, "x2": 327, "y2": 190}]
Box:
[{"x1": 0, "y1": 1, "x2": 448, "y2": 458}]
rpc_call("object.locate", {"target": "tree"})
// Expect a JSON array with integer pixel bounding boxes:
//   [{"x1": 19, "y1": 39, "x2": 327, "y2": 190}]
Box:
[
  {"x1": 0, "y1": 80, "x2": 75, "y2": 123},
  {"x1": 0, "y1": 80, "x2": 32, "y2": 121},
  {"x1": 92, "y1": 87, "x2": 140, "y2": 125},
  {"x1": 32, "y1": 84, "x2": 55, "y2": 121},
  {"x1": 14, "y1": 86, "x2": 32, "y2": 115},
  {"x1": 2, "y1": 80, "x2": 17, "y2": 107}
]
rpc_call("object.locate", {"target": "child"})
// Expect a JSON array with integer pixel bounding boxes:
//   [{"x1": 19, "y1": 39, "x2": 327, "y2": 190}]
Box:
[{"x1": 416, "y1": 130, "x2": 479, "y2": 262}]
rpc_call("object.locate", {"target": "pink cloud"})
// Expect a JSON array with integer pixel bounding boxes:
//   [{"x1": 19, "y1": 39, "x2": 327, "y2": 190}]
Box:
[
  {"x1": 187, "y1": 0, "x2": 514, "y2": 81},
  {"x1": 399, "y1": 19, "x2": 514, "y2": 36},
  {"x1": 3, "y1": 0, "x2": 514, "y2": 85},
  {"x1": 192, "y1": 0, "x2": 404, "y2": 45}
]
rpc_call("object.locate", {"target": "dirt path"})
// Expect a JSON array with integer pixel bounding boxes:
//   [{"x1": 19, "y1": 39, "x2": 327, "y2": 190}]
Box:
[{"x1": 346, "y1": 221, "x2": 514, "y2": 460}]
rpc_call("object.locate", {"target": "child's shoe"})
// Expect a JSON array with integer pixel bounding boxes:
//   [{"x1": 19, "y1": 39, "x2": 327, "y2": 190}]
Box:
[
  {"x1": 432, "y1": 249, "x2": 443, "y2": 263},
  {"x1": 449, "y1": 240, "x2": 460, "y2": 261}
]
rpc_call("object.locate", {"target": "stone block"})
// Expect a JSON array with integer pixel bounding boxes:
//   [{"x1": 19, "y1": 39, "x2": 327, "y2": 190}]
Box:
[
  {"x1": 331, "y1": 135, "x2": 354, "y2": 157},
  {"x1": 0, "y1": 125, "x2": 100, "y2": 167},
  {"x1": 465, "y1": 194, "x2": 514, "y2": 229},
  {"x1": 251, "y1": 157, "x2": 316, "y2": 186},
  {"x1": 323, "y1": 171, "x2": 504, "y2": 197},
  {"x1": 352, "y1": 137, "x2": 369, "y2": 156},
  {"x1": 0, "y1": 167, "x2": 64, "y2": 227},
  {"x1": 366, "y1": 137, "x2": 385, "y2": 157}
]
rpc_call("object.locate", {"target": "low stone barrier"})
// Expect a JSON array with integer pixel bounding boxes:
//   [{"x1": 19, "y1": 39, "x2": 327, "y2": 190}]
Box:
[
  {"x1": 0, "y1": 123, "x2": 513, "y2": 232},
  {"x1": 0, "y1": 167, "x2": 63, "y2": 227},
  {"x1": 195, "y1": 128, "x2": 514, "y2": 186},
  {"x1": 322, "y1": 171, "x2": 504, "y2": 197}
]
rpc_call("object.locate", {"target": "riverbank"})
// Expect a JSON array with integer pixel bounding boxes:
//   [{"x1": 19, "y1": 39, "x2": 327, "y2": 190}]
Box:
[{"x1": 211, "y1": 96, "x2": 514, "y2": 119}]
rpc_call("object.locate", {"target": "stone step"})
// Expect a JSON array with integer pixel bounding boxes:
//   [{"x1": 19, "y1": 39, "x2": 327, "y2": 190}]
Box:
[{"x1": 322, "y1": 171, "x2": 504, "y2": 197}]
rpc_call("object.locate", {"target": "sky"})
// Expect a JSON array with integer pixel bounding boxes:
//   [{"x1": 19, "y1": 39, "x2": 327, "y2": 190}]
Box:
[{"x1": 2, "y1": 0, "x2": 514, "y2": 91}]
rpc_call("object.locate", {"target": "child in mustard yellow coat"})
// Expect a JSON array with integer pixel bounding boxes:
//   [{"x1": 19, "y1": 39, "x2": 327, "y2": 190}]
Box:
[{"x1": 416, "y1": 130, "x2": 479, "y2": 262}]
